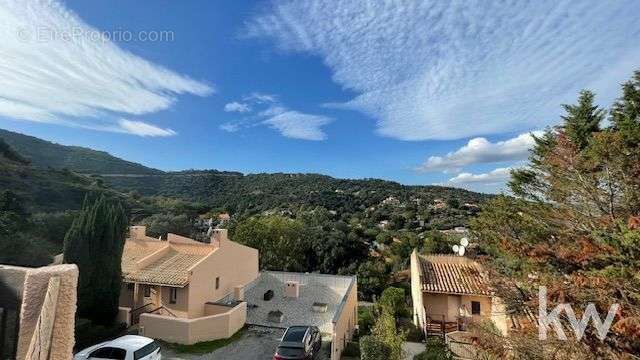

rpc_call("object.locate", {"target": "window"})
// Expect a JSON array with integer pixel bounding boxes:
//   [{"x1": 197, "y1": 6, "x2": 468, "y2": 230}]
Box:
[
  {"x1": 133, "y1": 341, "x2": 160, "y2": 360},
  {"x1": 169, "y1": 288, "x2": 177, "y2": 304},
  {"x1": 215, "y1": 277, "x2": 220, "y2": 290},
  {"x1": 471, "y1": 301, "x2": 481, "y2": 315},
  {"x1": 89, "y1": 347, "x2": 126, "y2": 359},
  {"x1": 126, "y1": 283, "x2": 134, "y2": 291},
  {"x1": 143, "y1": 286, "x2": 150, "y2": 297}
]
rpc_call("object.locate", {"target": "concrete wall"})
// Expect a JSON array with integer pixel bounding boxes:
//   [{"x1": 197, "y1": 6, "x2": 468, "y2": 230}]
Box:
[
  {"x1": 140, "y1": 302, "x2": 247, "y2": 345},
  {"x1": 186, "y1": 240, "x2": 259, "y2": 318},
  {"x1": 410, "y1": 250, "x2": 426, "y2": 330},
  {"x1": 330, "y1": 280, "x2": 358, "y2": 360},
  {"x1": 117, "y1": 307, "x2": 131, "y2": 327},
  {"x1": 0, "y1": 264, "x2": 79, "y2": 360}
]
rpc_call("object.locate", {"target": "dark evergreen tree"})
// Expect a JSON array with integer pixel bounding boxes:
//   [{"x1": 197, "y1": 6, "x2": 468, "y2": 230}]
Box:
[
  {"x1": 611, "y1": 70, "x2": 640, "y2": 146},
  {"x1": 561, "y1": 90, "x2": 604, "y2": 149},
  {"x1": 63, "y1": 194, "x2": 128, "y2": 325}
]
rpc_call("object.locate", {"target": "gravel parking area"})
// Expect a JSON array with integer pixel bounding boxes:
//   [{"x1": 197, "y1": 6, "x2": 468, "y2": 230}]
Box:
[{"x1": 161, "y1": 326, "x2": 330, "y2": 360}]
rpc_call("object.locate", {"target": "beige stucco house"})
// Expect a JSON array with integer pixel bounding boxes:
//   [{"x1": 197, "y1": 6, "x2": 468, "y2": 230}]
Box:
[
  {"x1": 118, "y1": 226, "x2": 258, "y2": 344},
  {"x1": 410, "y1": 251, "x2": 508, "y2": 337},
  {"x1": 119, "y1": 226, "x2": 359, "y2": 358}
]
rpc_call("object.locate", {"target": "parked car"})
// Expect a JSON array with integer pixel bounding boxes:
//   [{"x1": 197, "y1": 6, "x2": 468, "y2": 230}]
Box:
[
  {"x1": 273, "y1": 326, "x2": 322, "y2": 360},
  {"x1": 74, "y1": 335, "x2": 161, "y2": 360}
]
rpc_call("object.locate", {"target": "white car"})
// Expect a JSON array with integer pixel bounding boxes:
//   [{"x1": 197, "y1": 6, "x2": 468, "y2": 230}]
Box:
[{"x1": 74, "y1": 335, "x2": 161, "y2": 360}]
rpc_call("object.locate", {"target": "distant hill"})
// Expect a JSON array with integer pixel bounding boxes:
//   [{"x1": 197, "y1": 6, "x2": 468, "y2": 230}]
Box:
[
  {"x1": 0, "y1": 129, "x2": 492, "y2": 225},
  {"x1": 0, "y1": 128, "x2": 161, "y2": 175},
  {"x1": 102, "y1": 170, "x2": 492, "y2": 219},
  {"x1": 0, "y1": 137, "x2": 109, "y2": 212}
]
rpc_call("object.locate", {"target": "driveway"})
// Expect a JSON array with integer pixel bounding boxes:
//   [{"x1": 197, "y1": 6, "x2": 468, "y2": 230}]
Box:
[{"x1": 161, "y1": 326, "x2": 330, "y2": 360}]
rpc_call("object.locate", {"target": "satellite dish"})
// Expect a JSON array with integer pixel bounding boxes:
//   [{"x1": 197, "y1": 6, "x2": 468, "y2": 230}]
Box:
[
  {"x1": 458, "y1": 246, "x2": 466, "y2": 256},
  {"x1": 452, "y1": 244, "x2": 459, "y2": 253},
  {"x1": 460, "y1": 237, "x2": 469, "y2": 247}
]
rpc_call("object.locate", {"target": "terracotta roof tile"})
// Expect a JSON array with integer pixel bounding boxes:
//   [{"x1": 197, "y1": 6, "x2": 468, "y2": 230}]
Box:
[
  {"x1": 121, "y1": 238, "x2": 216, "y2": 287},
  {"x1": 418, "y1": 255, "x2": 491, "y2": 296}
]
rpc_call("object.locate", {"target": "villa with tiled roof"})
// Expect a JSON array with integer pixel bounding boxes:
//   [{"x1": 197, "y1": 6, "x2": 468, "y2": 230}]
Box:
[
  {"x1": 117, "y1": 226, "x2": 258, "y2": 344},
  {"x1": 410, "y1": 250, "x2": 509, "y2": 337}
]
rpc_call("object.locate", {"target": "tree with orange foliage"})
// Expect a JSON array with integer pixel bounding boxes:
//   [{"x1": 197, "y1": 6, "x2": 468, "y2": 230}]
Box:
[{"x1": 470, "y1": 71, "x2": 640, "y2": 358}]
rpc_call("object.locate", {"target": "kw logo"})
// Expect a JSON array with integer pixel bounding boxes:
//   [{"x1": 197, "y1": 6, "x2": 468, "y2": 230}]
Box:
[{"x1": 538, "y1": 286, "x2": 619, "y2": 341}]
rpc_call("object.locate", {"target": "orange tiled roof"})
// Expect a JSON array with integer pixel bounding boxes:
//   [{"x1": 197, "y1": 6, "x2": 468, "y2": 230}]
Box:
[
  {"x1": 121, "y1": 237, "x2": 216, "y2": 287},
  {"x1": 418, "y1": 255, "x2": 491, "y2": 296}
]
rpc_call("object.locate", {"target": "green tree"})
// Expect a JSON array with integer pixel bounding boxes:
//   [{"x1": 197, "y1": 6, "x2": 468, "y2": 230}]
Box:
[
  {"x1": 611, "y1": 70, "x2": 640, "y2": 146},
  {"x1": 64, "y1": 195, "x2": 128, "y2": 325},
  {"x1": 377, "y1": 287, "x2": 406, "y2": 319},
  {"x1": 232, "y1": 215, "x2": 309, "y2": 271},
  {"x1": 562, "y1": 90, "x2": 604, "y2": 149},
  {"x1": 357, "y1": 260, "x2": 390, "y2": 301},
  {"x1": 471, "y1": 70, "x2": 640, "y2": 357},
  {"x1": 139, "y1": 212, "x2": 193, "y2": 238}
]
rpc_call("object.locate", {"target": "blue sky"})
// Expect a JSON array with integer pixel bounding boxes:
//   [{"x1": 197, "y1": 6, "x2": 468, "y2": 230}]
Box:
[{"x1": 0, "y1": 0, "x2": 639, "y2": 193}]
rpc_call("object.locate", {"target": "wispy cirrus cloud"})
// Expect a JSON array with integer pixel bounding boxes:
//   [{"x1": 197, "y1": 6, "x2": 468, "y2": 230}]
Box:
[
  {"x1": 418, "y1": 131, "x2": 541, "y2": 173},
  {"x1": 224, "y1": 102, "x2": 251, "y2": 113},
  {"x1": 246, "y1": 1, "x2": 640, "y2": 140},
  {"x1": 0, "y1": 0, "x2": 212, "y2": 136},
  {"x1": 113, "y1": 119, "x2": 176, "y2": 137},
  {"x1": 263, "y1": 110, "x2": 332, "y2": 141},
  {"x1": 221, "y1": 94, "x2": 333, "y2": 140}
]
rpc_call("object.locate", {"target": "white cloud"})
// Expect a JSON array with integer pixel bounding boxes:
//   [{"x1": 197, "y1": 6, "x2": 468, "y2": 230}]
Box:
[
  {"x1": 419, "y1": 131, "x2": 541, "y2": 172},
  {"x1": 448, "y1": 167, "x2": 512, "y2": 185},
  {"x1": 246, "y1": 1, "x2": 640, "y2": 140},
  {"x1": 223, "y1": 94, "x2": 332, "y2": 140},
  {"x1": 0, "y1": 0, "x2": 212, "y2": 134},
  {"x1": 258, "y1": 105, "x2": 287, "y2": 117},
  {"x1": 224, "y1": 102, "x2": 251, "y2": 113},
  {"x1": 263, "y1": 111, "x2": 332, "y2": 140},
  {"x1": 114, "y1": 119, "x2": 176, "y2": 137},
  {"x1": 219, "y1": 122, "x2": 240, "y2": 133},
  {"x1": 243, "y1": 92, "x2": 277, "y2": 103}
]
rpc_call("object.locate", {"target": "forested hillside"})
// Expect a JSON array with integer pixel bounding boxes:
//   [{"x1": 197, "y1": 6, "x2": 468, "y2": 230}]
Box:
[
  {"x1": 0, "y1": 137, "x2": 106, "y2": 212},
  {"x1": 0, "y1": 129, "x2": 161, "y2": 175},
  {"x1": 102, "y1": 170, "x2": 489, "y2": 218}
]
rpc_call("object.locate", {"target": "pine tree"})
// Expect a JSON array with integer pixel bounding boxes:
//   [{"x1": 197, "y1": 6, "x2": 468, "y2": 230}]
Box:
[
  {"x1": 611, "y1": 70, "x2": 640, "y2": 146},
  {"x1": 64, "y1": 194, "x2": 128, "y2": 325},
  {"x1": 561, "y1": 90, "x2": 604, "y2": 149}
]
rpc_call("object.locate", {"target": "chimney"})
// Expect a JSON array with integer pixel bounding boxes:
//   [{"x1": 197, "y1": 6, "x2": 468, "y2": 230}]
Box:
[
  {"x1": 233, "y1": 285, "x2": 244, "y2": 301},
  {"x1": 211, "y1": 228, "x2": 228, "y2": 247},
  {"x1": 284, "y1": 281, "x2": 299, "y2": 298},
  {"x1": 130, "y1": 226, "x2": 146, "y2": 239}
]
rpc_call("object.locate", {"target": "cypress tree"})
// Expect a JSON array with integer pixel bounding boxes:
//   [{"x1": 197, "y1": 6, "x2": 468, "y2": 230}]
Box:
[{"x1": 63, "y1": 194, "x2": 128, "y2": 325}]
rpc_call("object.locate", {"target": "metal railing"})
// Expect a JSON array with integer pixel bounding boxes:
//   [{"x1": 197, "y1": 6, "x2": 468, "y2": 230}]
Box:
[{"x1": 130, "y1": 303, "x2": 155, "y2": 325}]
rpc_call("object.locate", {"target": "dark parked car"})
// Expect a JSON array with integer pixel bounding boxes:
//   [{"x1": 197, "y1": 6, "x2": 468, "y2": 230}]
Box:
[{"x1": 273, "y1": 326, "x2": 322, "y2": 360}]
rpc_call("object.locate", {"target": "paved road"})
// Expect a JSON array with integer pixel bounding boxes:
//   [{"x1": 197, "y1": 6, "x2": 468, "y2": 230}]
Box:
[{"x1": 161, "y1": 326, "x2": 330, "y2": 360}]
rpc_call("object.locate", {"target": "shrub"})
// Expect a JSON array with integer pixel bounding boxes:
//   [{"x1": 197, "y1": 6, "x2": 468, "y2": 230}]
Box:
[
  {"x1": 342, "y1": 341, "x2": 360, "y2": 357},
  {"x1": 358, "y1": 306, "x2": 375, "y2": 335},
  {"x1": 403, "y1": 322, "x2": 424, "y2": 342},
  {"x1": 377, "y1": 287, "x2": 407, "y2": 318},
  {"x1": 360, "y1": 335, "x2": 391, "y2": 360},
  {"x1": 413, "y1": 338, "x2": 452, "y2": 360}
]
